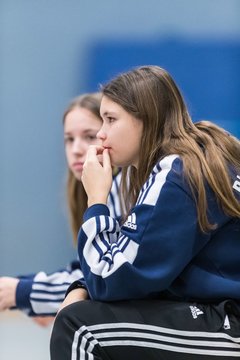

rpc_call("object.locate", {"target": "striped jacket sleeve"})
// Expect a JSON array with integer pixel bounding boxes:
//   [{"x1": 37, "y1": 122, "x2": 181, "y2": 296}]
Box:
[
  {"x1": 107, "y1": 169, "x2": 122, "y2": 221},
  {"x1": 15, "y1": 172, "x2": 122, "y2": 316},
  {"x1": 16, "y1": 261, "x2": 84, "y2": 316}
]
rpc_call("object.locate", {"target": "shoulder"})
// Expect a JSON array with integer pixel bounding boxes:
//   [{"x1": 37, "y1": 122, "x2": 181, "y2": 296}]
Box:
[
  {"x1": 151, "y1": 154, "x2": 184, "y2": 186},
  {"x1": 136, "y1": 155, "x2": 185, "y2": 207},
  {"x1": 154, "y1": 154, "x2": 181, "y2": 171}
]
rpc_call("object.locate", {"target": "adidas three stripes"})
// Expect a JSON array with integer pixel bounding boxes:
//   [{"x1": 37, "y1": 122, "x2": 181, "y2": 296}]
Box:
[{"x1": 50, "y1": 299, "x2": 240, "y2": 359}]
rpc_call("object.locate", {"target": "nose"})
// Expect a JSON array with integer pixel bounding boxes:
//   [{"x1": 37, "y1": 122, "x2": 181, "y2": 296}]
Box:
[
  {"x1": 72, "y1": 138, "x2": 86, "y2": 155},
  {"x1": 96, "y1": 125, "x2": 107, "y2": 141}
]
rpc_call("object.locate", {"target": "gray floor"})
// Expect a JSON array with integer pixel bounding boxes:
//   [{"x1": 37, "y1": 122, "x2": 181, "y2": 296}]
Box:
[{"x1": 0, "y1": 311, "x2": 51, "y2": 360}]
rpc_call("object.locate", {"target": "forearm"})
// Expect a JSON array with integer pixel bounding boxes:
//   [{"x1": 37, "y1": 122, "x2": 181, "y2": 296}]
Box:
[
  {"x1": 58, "y1": 287, "x2": 88, "y2": 313},
  {"x1": 14, "y1": 266, "x2": 85, "y2": 316}
]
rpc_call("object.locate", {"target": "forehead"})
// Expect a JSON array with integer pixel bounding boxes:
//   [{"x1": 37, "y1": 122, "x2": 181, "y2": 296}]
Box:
[
  {"x1": 100, "y1": 96, "x2": 124, "y2": 116},
  {"x1": 64, "y1": 107, "x2": 102, "y2": 131}
]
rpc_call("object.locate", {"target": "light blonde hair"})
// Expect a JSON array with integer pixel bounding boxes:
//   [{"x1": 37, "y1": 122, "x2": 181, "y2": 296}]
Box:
[
  {"x1": 63, "y1": 92, "x2": 102, "y2": 244},
  {"x1": 102, "y1": 65, "x2": 240, "y2": 232}
]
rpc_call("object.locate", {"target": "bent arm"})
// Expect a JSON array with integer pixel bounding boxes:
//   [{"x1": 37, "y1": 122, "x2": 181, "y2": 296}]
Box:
[{"x1": 77, "y1": 158, "x2": 212, "y2": 301}]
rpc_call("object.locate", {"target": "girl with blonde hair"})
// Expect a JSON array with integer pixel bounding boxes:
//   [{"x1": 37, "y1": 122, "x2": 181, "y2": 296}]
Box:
[{"x1": 0, "y1": 93, "x2": 121, "y2": 320}]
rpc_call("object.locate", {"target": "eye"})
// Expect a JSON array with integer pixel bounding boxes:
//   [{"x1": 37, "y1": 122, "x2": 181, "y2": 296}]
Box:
[
  {"x1": 64, "y1": 136, "x2": 74, "y2": 144},
  {"x1": 107, "y1": 116, "x2": 116, "y2": 123},
  {"x1": 85, "y1": 135, "x2": 97, "y2": 141}
]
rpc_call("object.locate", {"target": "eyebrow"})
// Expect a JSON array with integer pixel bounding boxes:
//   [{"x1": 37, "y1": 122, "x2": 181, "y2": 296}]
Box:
[
  {"x1": 64, "y1": 129, "x2": 98, "y2": 135},
  {"x1": 101, "y1": 111, "x2": 117, "y2": 118}
]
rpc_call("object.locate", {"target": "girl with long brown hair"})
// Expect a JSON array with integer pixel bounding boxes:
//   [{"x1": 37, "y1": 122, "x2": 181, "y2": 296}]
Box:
[{"x1": 51, "y1": 66, "x2": 240, "y2": 359}]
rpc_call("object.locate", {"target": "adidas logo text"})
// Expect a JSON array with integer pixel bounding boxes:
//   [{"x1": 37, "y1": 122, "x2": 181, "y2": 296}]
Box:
[
  {"x1": 223, "y1": 315, "x2": 231, "y2": 330},
  {"x1": 190, "y1": 306, "x2": 204, "y2": 319},
  {"x1": 123, "y1": 213, "x2": 137, "y2": 230}
]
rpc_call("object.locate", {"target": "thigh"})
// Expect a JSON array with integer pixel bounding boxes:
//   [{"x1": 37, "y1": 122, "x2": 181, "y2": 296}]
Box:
[{"x1": 50, "y1": 299, "x2": 240, "y2": 360}]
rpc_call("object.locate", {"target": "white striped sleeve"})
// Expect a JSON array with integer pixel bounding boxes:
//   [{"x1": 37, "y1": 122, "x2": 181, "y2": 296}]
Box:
[{"x1": 29, "y1": 268, "x2": 84, "y2": 315}]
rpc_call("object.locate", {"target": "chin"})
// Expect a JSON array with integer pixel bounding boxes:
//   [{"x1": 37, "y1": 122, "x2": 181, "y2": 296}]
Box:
[
  {"x1": 111, "y1": 155, "x2": 132, "y2": 168},
  {"x1": 111, "y1": 159, "x2": 122, "y2": 167},
  {"x1": 73, "y1": 171, "x2": 83, "y2": 181},
  {"x1": 113, "y1": 161, "x2": 129, "y2": 168}
]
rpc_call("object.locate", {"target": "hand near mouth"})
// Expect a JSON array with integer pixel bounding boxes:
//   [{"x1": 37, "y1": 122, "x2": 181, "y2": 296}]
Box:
[{"x1": 82, "y1": 145, "x2": 113, "y2": 207}]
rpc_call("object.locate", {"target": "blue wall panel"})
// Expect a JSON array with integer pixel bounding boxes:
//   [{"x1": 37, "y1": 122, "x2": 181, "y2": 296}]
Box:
[{"x1": 87, "y1": 39, "x2": 240, "y2": 136}]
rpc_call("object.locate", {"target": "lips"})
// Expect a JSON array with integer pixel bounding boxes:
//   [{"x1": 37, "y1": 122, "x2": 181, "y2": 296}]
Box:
[{"x1": 72, "y1": 162, "x2": 84, "y2": 170}]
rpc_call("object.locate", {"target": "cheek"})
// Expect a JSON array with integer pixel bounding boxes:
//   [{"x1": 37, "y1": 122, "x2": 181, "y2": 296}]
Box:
[
  {"x1": 65, "y1": 147, "x2": 72, "y2": 165},
  {"x1": 94, "y1": 138, "x2": 102, "y2": 146}
]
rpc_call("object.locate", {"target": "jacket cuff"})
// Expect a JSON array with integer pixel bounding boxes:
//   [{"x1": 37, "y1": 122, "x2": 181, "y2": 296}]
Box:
[
  {"x1": 65, "y1": 280, "x2": 87, "y2": 298},
  {"x1": 83, "y1": 204, "x2": 110, "y2": 222},
  {"x1": 15, "y1": 279, "x2": 33, "y2": 310}
]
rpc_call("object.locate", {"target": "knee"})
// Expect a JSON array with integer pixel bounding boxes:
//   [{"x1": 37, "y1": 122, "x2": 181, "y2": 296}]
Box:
[
  {"x1": 50, "y1": 303, "x2": 79, "y2": 359},
  {"x1": 54, "y1": 304, "x2": 70, "y2": 325},
  {"x1": 52, "y1": 302, "x2": 77, "y2": 335}
]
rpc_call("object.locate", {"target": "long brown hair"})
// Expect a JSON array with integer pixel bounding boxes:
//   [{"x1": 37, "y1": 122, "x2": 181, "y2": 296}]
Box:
[
  {"x1": 102, "y1": 65, "x2": 240, "y2": 232},
  {"x1": 63, "y1": 92, "x2": 102, "y2": 244}
]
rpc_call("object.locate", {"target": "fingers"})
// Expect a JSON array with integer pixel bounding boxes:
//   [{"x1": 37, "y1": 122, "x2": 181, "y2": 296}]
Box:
[
  {"x1": 85, "y1": 146, "x2": 112, "y2": 172},
  {"x1": 0, "y1": 303, "x2": 10, "y2": 311},
  {"x1": 102, "y1": 148, "x2": 111, "y2": 170},
  {"x1": 0, "y1": 298, "x2": 9, "y2": 311},
  {"x1": 86, "y1": 145, "x2": 104, "y2": 162},
  {"x1": 0, "y1": 277, "x2": 18, "y2": 310},
  {"x1": 33, "y1": 316, "x2": 54, "y2": 327}
]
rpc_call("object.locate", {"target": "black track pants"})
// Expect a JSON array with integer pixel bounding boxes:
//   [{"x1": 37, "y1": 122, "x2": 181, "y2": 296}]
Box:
[{"x1": 50, "y1": 299, "x2": 240, "y2": 359}]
